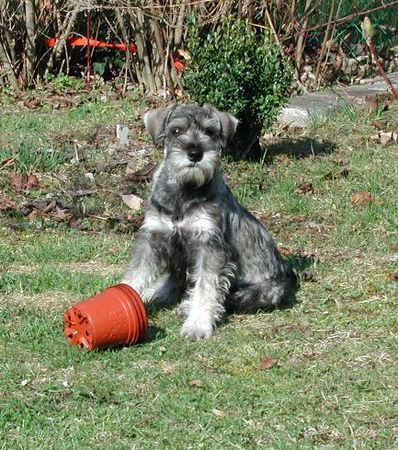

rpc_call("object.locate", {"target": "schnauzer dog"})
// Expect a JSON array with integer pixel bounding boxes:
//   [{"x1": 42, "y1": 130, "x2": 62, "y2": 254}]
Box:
[{"x1": 122, "y1": 104, "x2": 297, "y2": 340}]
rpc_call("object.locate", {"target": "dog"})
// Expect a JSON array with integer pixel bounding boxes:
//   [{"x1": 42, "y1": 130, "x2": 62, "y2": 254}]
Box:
[{"x1": 122, "y1": 104, "x2": 297, "y2": 340}]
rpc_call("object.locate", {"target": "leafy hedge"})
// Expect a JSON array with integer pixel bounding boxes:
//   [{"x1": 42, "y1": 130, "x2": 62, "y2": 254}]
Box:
[{"x1": 182, "y1": 17, "x2": 293, "y2": 156}]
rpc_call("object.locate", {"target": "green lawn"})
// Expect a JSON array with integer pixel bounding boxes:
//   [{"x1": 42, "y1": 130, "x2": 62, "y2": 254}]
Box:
[{"x1": 0, "y1": 93, "x2": 397, "y2": 448}]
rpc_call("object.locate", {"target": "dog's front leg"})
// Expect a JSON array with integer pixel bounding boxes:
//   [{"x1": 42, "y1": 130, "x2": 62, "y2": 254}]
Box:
[
  {"x1": 121, "y1": 231, "x2": 168, "y2": 303},
  {"x1": 178, "y1": 245, "x2": 233, "y2": 341}
]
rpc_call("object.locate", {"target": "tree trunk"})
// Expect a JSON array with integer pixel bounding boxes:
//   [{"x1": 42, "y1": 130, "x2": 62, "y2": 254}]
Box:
[
  {"x1": 24, "y1": 0, "x2": 36, "y2": 85},
  {"x1": 45, "y1": 8, "x2": 79, "y2": 75},
  {"x1": 0, "y1": 41, "x2": 20, "y2": 90},
  {"x1": 130, "y1": 8, "x2": 158, "y2": 92},
  {"x1": 295, "y1": 0, "x2": 313, "y2": 73}
]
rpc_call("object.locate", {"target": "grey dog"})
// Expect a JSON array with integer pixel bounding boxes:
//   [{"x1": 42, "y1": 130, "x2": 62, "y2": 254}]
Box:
[{"x1": 122, "y1": 104, "x2": 297, "y2": 340}]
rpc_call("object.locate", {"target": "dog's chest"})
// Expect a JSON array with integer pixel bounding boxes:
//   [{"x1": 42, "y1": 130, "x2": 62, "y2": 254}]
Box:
[{"x1": 143, "y1": 208, "x2": 216, "y2": 240}]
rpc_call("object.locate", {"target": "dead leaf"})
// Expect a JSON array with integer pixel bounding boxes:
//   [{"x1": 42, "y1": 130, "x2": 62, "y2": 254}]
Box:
[
  {"x1": 301, "y1": 271, "x2": 317, "y2": 282},
  {"x1": 331, "y1": 156, "x2": 347, "y2": 165},
  {"x1": 388, "y1": 272, "x2": 398, "y2": 282},
  {"x1": 323, "y1": 168, "x2": 350, "y2": 180},
  {"x1": 0, "y1": 193, "x2": 16, "y2": 211},
  {"x1": 0, "y1": 157, "x2": 16, "y2": 169},
  {"x1": 260, "y1": 356, "x2": 278, "y2": 370},
  {"x1": 53, "y1": 206, "x2": 70, "y2": 222},
  {"x1": 26, "y1": 210, "x2": 40, "y2": 220},
  {"x1": 121, "y1": 193, "x2": 144, "y2": 211},
  {"x1": 278, "y1": 246, "x2": 294, "y2": 258},
  {"x1": 26, "y1": 174, "x2": 39, "y2": 190},
  {"x1": 187, "y1": 379, "x2": 204, "y2": 388},
  {"x1": 160, "y1": 363, "x2": 176, "y2": 374},
  {"x1": 126, "y1": 214, "x2": 145, "y2": 230},
  {"x1": 381, "y1": 131, "x2": 397, "y2": 146},
  {"x1": 125, "y1": 162, "x2": 157, "y2": 183},
  {"x1": 371, "y1": 120, "x2": 386, "y2": 130},
  {"x1": 93, "y1": 160, "x2": 127, "y2": 175},
  {"x1": 178, "y1": 48, "x2": 192, "y2": 61},
  {"x1": 68, "y1": 215, "x2": 80, "y2": 228},
  {"x1": 212, "y1": 409, "x2": 228, "y2": 418},
  {"x1": 351, "y1": 192, "x2": 382, "y2": 205},
  {"x1": 295, "y1": 182, "x2": 316, "y2": 195},
  {"x1": 10, "y1": 173, "x2": 39, "y2": 191},
  {"x1": 370, "y1": 130, "x2": 398, "y2": 146},
  {"x1": 24, "y1": 98, "x2": 41, "y2": 109}
]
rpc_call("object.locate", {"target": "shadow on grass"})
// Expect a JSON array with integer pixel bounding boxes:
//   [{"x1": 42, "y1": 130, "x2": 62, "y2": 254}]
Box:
[
  {"x1": 287, "y1": 253, "x2": 317, "y2": 273},
  {"x1": 232, "y1": 137, "x2": 337, "y2": 163},
  {"x1": 261, "y1": 137, "x2": 337, "y2": 163}
]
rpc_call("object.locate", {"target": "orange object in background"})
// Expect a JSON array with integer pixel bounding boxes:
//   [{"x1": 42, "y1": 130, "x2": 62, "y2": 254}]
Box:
[
  {"x1": 45, "y1": 36, "x2": 138, "y2": 53},
  {"x1": 173, "y1": 59, "x2": 185, "y2": 70},
  {"x1": 64, "y1": 284, "x2": 148, "y2": 350}
]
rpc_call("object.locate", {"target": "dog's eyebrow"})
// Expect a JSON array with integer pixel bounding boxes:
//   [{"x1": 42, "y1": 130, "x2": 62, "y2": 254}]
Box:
[
  {"x1": 201, "y1": 117, "x2": 220, "y2": 130},
  {"x1": 166, "y1": 117, "x2": 189, "y2": 129}
]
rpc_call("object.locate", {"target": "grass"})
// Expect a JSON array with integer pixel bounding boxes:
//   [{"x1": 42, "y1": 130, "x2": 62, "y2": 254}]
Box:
[{"x1": 1, "y1": 92, "x2": 398, "y2": 448}]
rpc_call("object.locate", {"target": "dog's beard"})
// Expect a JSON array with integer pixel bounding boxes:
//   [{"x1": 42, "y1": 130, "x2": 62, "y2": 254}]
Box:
[{"x1": 168, "y1": 150, "x2": 218, "y2": 188}]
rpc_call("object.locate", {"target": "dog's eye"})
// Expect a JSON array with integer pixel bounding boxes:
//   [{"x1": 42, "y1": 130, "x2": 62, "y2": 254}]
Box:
[
  {"x1": 171, "y1": 127, "x2": 181, "y2": 136},
  {"x1": 205, "y1": 127, "x2": 217, "y2": 137}
]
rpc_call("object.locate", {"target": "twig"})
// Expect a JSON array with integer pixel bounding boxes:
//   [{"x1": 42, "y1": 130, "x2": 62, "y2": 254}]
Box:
[
  {"x1": 293, "y1": 0, "x2": 398, "y2": 35},
  {"x1": 314, "y1": 0, "x2": 335, "y2": 88},
  {"x1": 367, "y1": 41, "x2": 398, "y2": 100},
  {"x1": 363, "y1": 17, "x2": 398, "y2": 100}
]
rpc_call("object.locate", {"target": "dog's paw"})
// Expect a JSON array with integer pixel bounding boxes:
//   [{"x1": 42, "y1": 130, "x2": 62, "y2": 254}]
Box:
[
  {"x1": 175, "y1": 301, "x2": 190, "y2": 321},
  {"x1": 141, "y1": 288, "x2": 156, "y2": 304},
  {"x1": 180, "y1": 319, "x2": 214, "y2": 341}
]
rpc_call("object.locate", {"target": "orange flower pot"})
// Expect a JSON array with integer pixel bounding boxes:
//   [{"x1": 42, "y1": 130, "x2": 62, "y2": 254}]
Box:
[{"x1": 64, "y1": 284, "x2": 148, "y2": 350}]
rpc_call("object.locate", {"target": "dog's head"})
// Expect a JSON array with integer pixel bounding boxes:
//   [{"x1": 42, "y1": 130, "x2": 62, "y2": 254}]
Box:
[{"x1": 143, "y1": 104, "x2": 238, "y2": 187}]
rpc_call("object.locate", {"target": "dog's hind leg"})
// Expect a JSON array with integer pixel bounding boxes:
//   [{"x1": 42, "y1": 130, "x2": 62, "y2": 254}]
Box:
[{"x1": 226, "y1": 274, "x2": 298, "y2": 313}]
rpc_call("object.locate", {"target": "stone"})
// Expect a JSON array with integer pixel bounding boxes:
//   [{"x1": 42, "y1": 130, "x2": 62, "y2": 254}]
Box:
[{"x1": 278, "y1": 71, "x2": 398, "y2": 128}]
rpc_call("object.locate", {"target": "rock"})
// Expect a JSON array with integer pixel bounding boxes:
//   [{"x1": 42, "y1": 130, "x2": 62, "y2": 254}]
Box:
[
  {"x1": 116, "y1": 124, "x2": 129, "y2": 147},
  {"x1": 278, "y1": 71, "x2": 398, "y2": 128},
  {"x1": 121, "y1": 193, "x2": 144, "y2": 211}
]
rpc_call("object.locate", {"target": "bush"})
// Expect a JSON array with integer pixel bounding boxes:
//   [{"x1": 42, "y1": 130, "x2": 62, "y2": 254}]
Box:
[{"x1": 182, "y1": 17, "x2": 293, "y2": 157}]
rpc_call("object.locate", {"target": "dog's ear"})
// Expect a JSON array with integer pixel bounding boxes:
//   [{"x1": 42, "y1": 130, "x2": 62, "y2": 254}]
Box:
[
  {"x1": 205, "y1": 105, "x2": 239, "y2": 142},
  {"x1": 143, "y1": 105, "x2": 176, "y2": 144}
]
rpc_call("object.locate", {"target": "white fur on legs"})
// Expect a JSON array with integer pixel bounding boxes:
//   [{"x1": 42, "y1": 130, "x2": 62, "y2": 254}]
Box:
[
  {"x1": 121, "y1": 236, "x2": 166, "y2": 302},
  {"x1": 178, "y1": 253, "x2": 231, "y2": 341},
  {"x1": 141, "y1": 274, "x2": 183, "y2": 305}
]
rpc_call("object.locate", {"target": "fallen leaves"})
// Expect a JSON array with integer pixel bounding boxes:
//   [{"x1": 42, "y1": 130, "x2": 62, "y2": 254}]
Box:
[
  {"x1": 388, "y1": 272, "x2": 398, "y2": 282},
  {"x1": 9, "y1": 173, "x2": 39, "y2": 191},
  {"x1": 0, "y1": 157, "x2": 16, "y2": 170},
  {"x1": 187, "y1": 379, "x2": 204, "y2": 388},
  {"x1": 278, "y1": 246, "x2": 295, "y2": 258},
  {"x1": 370, "y1": 130, "x2": 398, "y2": 146},
  {"x1": 125, "y1": 162, "x2": 157, "y2": 184},
  {"x1": 260, "y1": 356, "x2": 278, "y2": 370},
  {"x1": 295, "y1": 181, "x2": 316, "y2": 196},
  {"x1": 323, "y1": 168, "x2": 350, "y2": 180},
  {"x1": 351, "y1": 191, "x2": 383, "y2": 206},
  {"x1": 212, "y1": 409, "x2": 229, "y2": 418},
  {"x1": 0, "y1": 192, "x2": 16, "y2": 211}
]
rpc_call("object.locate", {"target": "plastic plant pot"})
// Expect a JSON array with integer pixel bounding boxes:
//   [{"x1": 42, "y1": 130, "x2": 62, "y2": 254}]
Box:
[{"x1": 64, "y1": 284, "x2": 148, "y2": 350}]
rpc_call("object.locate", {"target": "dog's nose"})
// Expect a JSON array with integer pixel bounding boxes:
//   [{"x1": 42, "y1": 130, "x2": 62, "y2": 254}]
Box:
[{"x1": 187, "y1": 147, "x2": 203, "y2": 162}]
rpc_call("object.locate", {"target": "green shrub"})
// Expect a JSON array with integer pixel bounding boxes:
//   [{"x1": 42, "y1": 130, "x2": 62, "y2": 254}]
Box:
[{"x1": 182, "y1": 17, "x2": 293, "y2": 157}]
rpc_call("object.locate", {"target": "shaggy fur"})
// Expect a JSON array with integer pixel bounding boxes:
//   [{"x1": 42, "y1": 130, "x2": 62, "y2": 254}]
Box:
[{"x1": 122, "y1": 104, "x2": 297, "y2": 340}]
